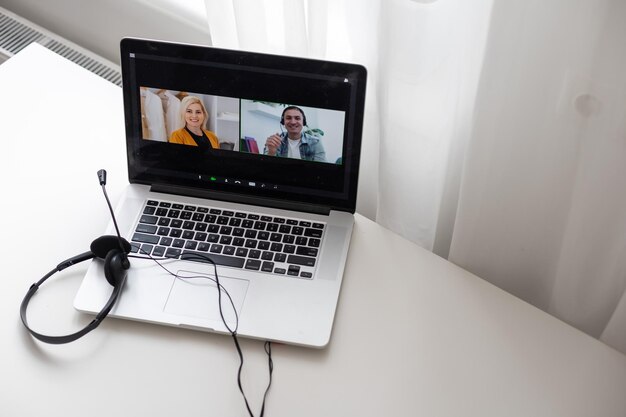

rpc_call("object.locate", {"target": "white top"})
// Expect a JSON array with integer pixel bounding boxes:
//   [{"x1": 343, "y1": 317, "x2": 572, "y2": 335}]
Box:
[
  {"x1": 141, "y1": 88, "x2": 167, "y2": 141},
  {"x1": 161, "y1": 89, "x2": 181, "y2": 137},
  {"x1": 287, "y1": 137, "x2": 302, "y2": 159},
  {"x1": 1, "y1": 44, "x2": 625, "y2": 417}
]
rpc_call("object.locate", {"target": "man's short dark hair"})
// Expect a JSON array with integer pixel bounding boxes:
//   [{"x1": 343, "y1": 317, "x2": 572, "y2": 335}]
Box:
[{"x1": 280, "y1": 106, "x2": 307, "y2": 126}]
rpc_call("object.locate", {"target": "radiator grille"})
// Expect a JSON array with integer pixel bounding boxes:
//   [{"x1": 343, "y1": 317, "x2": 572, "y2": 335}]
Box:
[{"x1": 0, "y1": 6, "x2": 122, "y2": 86}]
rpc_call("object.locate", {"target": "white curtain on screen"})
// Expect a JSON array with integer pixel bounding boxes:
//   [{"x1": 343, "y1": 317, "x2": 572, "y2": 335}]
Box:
[{"x1": 203, "y1": 0, "x2": 626, "y2": 354}]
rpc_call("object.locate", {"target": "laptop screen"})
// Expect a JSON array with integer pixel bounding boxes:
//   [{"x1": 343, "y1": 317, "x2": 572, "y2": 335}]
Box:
[{"x1": 120, "y1": 38, "x2": 366, "y2": 213}]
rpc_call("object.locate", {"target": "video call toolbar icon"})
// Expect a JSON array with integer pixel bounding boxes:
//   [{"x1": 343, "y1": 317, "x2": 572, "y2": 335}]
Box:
[{"x1": 202, "y1": 174, "x2": 280, "y2": 191}]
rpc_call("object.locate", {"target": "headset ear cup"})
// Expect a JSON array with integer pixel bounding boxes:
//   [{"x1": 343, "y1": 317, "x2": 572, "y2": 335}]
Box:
[
  {"x1": 103, "y1": 250, "x2": 127, "y2": 287},
  {"x1": 91, "y1": 235, "x2": 131, "y2": 259}
]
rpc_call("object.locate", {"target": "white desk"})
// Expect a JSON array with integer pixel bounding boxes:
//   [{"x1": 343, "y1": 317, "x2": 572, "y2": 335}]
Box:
[{"x1": 2, "y1": 44, "x2": 625, "y2": 417}]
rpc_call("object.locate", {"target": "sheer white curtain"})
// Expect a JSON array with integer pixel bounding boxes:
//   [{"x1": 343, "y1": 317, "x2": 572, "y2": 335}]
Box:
[
  {"x1": 204, "y1": 0, "x2": 626, "y2": 354},
  {"x1": 449, "y1": 0, "x2": 626, "y2": 354}
]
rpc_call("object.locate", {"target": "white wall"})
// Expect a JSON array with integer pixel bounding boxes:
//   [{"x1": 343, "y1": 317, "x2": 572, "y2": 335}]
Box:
[
  {"x1": 0, "y1": 0, "x2": 211, "y2": 64},
  {"x1": 315, "y1": 110, "x2": 345, "y2": 163}
]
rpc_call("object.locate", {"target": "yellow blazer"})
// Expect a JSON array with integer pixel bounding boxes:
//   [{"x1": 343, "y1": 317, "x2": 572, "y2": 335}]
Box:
[{"x1": 169, "y1": 128, "x2": 219, "y2": 149}]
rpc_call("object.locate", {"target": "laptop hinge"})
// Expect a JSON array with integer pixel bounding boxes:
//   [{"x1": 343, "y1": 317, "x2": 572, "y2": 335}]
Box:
[{"x1": 150, "y1": 183, "x2": 332, "y2": 216}]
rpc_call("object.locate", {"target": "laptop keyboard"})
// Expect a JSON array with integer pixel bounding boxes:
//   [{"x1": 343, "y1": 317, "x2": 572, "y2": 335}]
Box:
[{"x1": 129, "y1": 199, "x2": 325, "y2": 279}]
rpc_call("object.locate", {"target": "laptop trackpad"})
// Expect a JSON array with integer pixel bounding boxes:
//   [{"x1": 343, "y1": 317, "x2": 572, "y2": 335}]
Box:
[{"x1": 163, "y1": 270, "x2": 249, "y2": 327}]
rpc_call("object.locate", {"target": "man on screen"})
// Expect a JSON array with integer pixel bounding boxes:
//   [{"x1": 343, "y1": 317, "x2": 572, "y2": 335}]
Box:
[{"x1": 264, "y1": 106, "x2": 327, "y2": 162}]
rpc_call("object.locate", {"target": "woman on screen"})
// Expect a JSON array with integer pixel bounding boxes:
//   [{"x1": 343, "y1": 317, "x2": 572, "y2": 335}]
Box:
[{"x1": 169, "y1": 95, "x2": 219, "y2": 149}]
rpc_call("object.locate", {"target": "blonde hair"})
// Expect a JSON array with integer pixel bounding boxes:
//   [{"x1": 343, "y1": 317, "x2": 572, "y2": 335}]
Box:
[{"x1": 179, "y1": 95, "x2": 209, "y2": 130}]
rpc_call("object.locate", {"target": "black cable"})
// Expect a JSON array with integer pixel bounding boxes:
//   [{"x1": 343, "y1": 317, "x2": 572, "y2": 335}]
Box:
[
  {"x1": 261, "y1": 341, "x2": 274, "y2": 416},
  {"x1": 129, "y1": 251, "x2": 239, "y2": 332},
  {"x1": 100, "y1": 184, "x2": 126, "y2": 255},
  {"x1": 130, "y1": 246, "x2": 273, "y2": 416}
]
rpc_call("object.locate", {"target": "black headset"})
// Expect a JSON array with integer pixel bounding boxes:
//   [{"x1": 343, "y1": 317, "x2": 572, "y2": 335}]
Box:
[
  {"x1": 20, "y1": 170, "x2": 131, "y2": 344},
  {"x1": 280, "y1": 105, "x2": 307, "y2": 126},
  {"x1": 19, "y1": 169, "x2": 273, "y2": 417}
]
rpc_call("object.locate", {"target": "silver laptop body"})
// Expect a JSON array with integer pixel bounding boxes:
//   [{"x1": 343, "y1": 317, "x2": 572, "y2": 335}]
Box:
[{"x1": 74, "y1": 38, "x2": 367, "y2": 348}]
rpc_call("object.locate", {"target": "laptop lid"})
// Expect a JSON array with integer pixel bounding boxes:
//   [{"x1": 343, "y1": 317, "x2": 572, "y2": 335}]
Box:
[{"x1": 120, "y1": 38, "x2": 367, "y2": 215}]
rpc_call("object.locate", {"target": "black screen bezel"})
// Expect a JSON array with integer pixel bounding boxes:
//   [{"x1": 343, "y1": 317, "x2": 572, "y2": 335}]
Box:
[{"x1": 120, "y1": 38, "x2": 367, "y2": 213}]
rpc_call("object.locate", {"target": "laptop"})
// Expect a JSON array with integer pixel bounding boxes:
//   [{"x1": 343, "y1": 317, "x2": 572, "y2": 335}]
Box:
[{"x1": 74, "y1": 38, "x2": 367, "y2": 348}]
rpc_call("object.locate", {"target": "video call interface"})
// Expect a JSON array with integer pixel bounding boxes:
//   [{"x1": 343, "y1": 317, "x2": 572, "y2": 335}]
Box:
[
  {"x1": 126, "y1": 50, "x2": 362, "y2": 201},
  {"x1": 140, "y1": 91, "x2": 346, "y2": 166}
]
